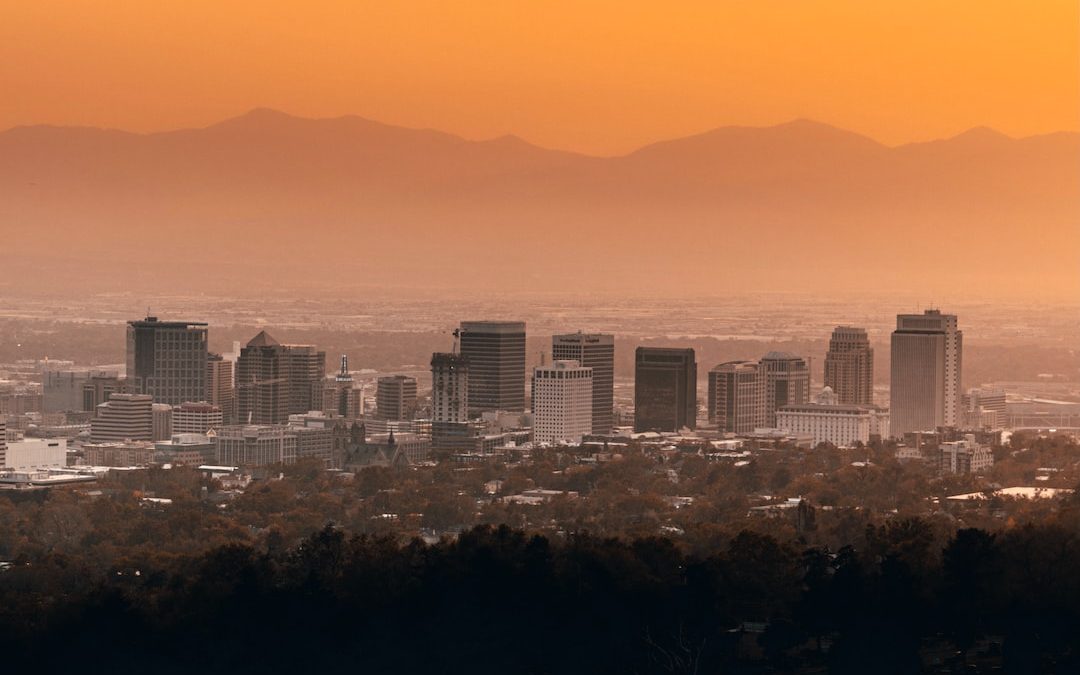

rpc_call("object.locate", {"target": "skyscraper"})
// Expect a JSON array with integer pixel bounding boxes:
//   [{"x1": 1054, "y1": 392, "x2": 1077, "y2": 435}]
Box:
[
  {"x1": 532, "y1": 360, "x2": 593, "y2": 444},
  {"x1": 430, "y1": 353, "x2": 468, "y2": 423},
  {"x1": 552, "y1": 332, "x2": 614, "y2": 435},
  {"x1": 235, "y1": 331, "x2": 326, "y2": 425},
  {"x1": 824, "y1": 326, "x2": 874, "y2": 405},
  {"x1": 707, "y1": 361, "x2": 765, "y2": 434},
  {"x1": 459, "y1": 321, "x2": 526, "y2": 416},
  {"x1": 890, "y1": 309, "x2": 962, "y2": 436},
  {"x1": 634, "y1": 347, "x2": 697, "y2": 432},
  {"x1": 206, "y1": 353, "x2": 235, "y2": 424},
  {"x1": 377, "y1": 375, "x2": 418, "y2": 420},
  {"x1": 430, "y1": 352, "x2": 472, "y2": 451},
  {"x1": 126, "y1": 316, "x2": 208, "y2": 405},
  {"x1": 760, "y1": 351, "x2": 810, "y2": 426}
]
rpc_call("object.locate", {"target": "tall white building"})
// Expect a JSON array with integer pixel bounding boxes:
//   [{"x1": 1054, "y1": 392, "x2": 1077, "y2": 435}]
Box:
[
  {"x1": 532, "y1": 360, "x2": 593, "y2": 445},
  {"x1": 552, "y1": 332, "x2": 615, "y2": 435},
  {"x1": 890, "y1": 310, "x2": 962, "y2": 436}
]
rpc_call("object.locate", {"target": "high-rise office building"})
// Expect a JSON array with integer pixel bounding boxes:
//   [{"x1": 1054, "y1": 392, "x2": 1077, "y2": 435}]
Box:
[
  {"x1": 532, "y1": 360, "x2": 593, "y2": 444},
  {"x1": 890, "y1": 309, "x2": 962, "y2": 436},
  {"x1": 459, "y1": 321, "x2": 526, "y2": 416},
  {"x1": 430, "y1": 352, "x2": 472, "y2": 451},
  {"x1": 552, "y1": 332, "x2": 614, "y2": 435},
  {"x1": 824, "y1": 326, "x2": 874, "y2": 405},
  {"x1": 707, "y1": 361, "x2": 765, "y2": 434},
  {"x1": 126, "y1": 317, "x2": 208, "y2": 405},
  {"x1": 207, "y1": 353, "x2": 235, "y2": 424},
  {"x1": 0, "y1": 418, "x2": 6, "y2": 468},
  {"x1": 377, "y1": 375, "x2": 418, "y2": 420},
  {"x1": 431, "y1": 353, "x2": 468, "y2": 423},
  {"x1": 235, "y1": 331, "x2": 326, "y2": 425},
  {"x1": 91, "y1": 393, "x2": 153, "y2": 443},
  {"x1": 760, "y1": 351, "x2": 810, "y2": 427},
  {"x1": 634, "y1": 347, "x2": 697, "y2": 432}
]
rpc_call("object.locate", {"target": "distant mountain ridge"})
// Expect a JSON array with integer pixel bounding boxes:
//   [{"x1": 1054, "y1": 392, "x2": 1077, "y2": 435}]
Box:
[{"x1": 1, "y1": 110, "x2": 1076, "y2": 297}]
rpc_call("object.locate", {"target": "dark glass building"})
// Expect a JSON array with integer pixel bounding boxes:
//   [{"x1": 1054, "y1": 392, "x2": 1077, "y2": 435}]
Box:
[
  {"x1": 126, "y1": 316, "x2": 208, "y2": 406},
  {"x1": 459, "y1": 321, "x2": 526, "y2": 416},
  {"x1": 634, "y1": 347, "x2": 697, "y2": 432}
]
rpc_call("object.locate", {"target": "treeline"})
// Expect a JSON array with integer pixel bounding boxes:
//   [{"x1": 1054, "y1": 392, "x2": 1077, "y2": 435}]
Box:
[{"x1": 1, "y1": 519, "x2": 1078, "y2": 674}]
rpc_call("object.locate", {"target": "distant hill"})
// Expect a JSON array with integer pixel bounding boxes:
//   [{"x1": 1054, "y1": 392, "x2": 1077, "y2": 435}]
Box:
[{"x1": 1, "y1": 109, "x2": 1076, "y2": 297}]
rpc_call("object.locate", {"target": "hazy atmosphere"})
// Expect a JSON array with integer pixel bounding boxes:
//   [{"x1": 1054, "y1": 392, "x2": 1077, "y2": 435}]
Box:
[{"x1": 2, "y1": 3, "x2": 1079, "y2": 674}]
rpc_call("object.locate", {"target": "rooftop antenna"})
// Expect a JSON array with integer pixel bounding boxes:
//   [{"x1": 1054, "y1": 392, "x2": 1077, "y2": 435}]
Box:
[
  {"x1": 539, "y1": 350, "x2": 546, "y2": 367},
  {"x1": 451, "y1": 328, "x2": 460, "y2": 354}
]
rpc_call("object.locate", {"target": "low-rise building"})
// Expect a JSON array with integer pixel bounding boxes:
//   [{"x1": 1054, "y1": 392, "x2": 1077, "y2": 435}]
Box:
[
  {"x1": 775, "y1": 387, "x2": 889, "y2": 448},
  {"x1": 1, "y1": 438, "x2": 67, "y2": 470},
  {"x1": 940, "y1": 435, "x2": 994, "y2": 475}
]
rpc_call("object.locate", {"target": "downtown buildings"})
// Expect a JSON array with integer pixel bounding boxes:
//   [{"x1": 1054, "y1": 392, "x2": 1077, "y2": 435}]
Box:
[
  {"x1": 890, "y1": 310, "x2": 962, "y2": 436},
  {"x1": 126, "y1": 317, "x2": 209, "y2": 405},
  {"x1": 776, "y1": 387, "x2": 889, "y2": 448},
  {"x1": 707, "y1": 353, "x2": 810, "y2": 433},
  {"x1": 707, "y1": 361, "x2": 765, "y2": 434},
  {"x1": 551, "y1": 332, "x2": 614, "y2": 435},
  {"x1": 376, "y1": 375, "x2": 418, "y2": 421},
  {"x1": 235, "y1": 331, "x2": 326, "y2": 425},
  {"x1": 532, "y1": 360, "x2": 593, "y2": 444},
  {"x1": 634, "y1": 347, "x2": 697, "y2": 432},
  {"x1": 824, "y1": 326, "x2": 874, "y2": 405},
  {"x1": 459, "y1": 321, "x2": 526, "y2": 416}
]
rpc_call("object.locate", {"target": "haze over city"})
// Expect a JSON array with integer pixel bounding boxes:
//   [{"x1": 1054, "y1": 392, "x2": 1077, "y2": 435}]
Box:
[{"x1": 1, "y1": 2, "x2": 1079, "y2": 674}]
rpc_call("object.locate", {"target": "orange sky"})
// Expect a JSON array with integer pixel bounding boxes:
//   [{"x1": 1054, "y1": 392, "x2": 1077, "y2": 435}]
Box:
[{"x1": 1, "y1": 1, "x2": 1077, "y2": 154}]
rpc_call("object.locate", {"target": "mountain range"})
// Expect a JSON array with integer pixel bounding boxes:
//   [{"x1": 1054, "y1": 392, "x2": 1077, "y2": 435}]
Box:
[{"x1": 1, "y1": 109, "x2": 1076, "y2": 297}]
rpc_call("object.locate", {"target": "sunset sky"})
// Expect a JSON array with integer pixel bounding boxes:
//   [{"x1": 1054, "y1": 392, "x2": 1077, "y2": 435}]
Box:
[{"x1": 2, "y1": 1, "x2": 1077, "y2": 154}]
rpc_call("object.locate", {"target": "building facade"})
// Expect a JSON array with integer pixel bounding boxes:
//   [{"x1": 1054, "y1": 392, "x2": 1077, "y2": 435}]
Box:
[
  {"x1": 214, "y1": 425, "x2": 298, "y2": 466},
  {"x1": 376, "y1": 375, "x2": 418, "y2": 420},
  {"x1": 551, "y1": 332, "x2": 615, "y2": 435},
  {"x1": 173, "y1": 402, "x2": 224, "y2": 435},
  {"x1": 206, "y1": 353, "x2": 235, "y2": 424},
  {"x1": 634, "y1": 347, "x2": 697, "y2": 432},
  {"x1": 890, "y1": 310, "x2": 963, "y2": 436},
  {"x1": 760, "y1": 351, "x2": 810, "y2": 427},
  {"x1": 532, "y1": 360, "x2": 593, "y2": 445},
  {"x1": 824, "y1": 326, "x2": 874, "y2": 405},
  {"x1": 459, "y1": 321, "x2": 526, "y2": 416},
  {"x1": 940, "y1": 435, "x2": 993, "y2": 475},
  {"x1": 776, "y1": 387, "x2": 889, "y2": 447},
  {"x1": 126, "y1": 316, "x2": 209, "y2": 405},
  {"x1": 91, "y1": 393, "x2": 153, "y2": 443},
  {"x1": 430, "y1": 352, "x2": 473, "y2": 452},
  {"x1": 235, "y1": 331, "x2": 326, "y2": 425},
  {"x1": 707, "y1": 361, "x2": 766, "y2": 434}
]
